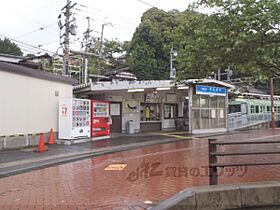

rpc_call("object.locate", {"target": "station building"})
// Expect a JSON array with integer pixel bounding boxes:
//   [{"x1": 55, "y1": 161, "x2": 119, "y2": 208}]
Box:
[
  {"x1": 74, "y1": 79, "x2": 234, "y2": 134},
  {"x1": 0, "y1": 62, "x2": 76, "y2": 149}
]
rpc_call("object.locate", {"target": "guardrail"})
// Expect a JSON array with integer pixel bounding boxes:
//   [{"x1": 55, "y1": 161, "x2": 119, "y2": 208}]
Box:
[
  {"x1": 208, "y1": 138, "x2": 280, "y2": 185},
  {"x1": 228, "y1": 113, "x2": 280, "y2": 130}
]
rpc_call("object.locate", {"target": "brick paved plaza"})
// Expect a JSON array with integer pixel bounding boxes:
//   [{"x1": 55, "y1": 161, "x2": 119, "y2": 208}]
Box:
[{"x1": 1, "y1": 129, "x2": 280, "y2": 209}]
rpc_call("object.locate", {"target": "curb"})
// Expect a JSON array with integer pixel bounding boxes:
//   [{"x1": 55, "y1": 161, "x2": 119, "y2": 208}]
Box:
[{"x1": 0, "y1": 136, "x2": 193, "y2": 178}]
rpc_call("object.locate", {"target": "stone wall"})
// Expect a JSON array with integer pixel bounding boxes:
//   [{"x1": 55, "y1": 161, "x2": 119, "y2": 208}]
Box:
[{"x1": 153, "y1": 181, "x2": 280, "y2": 210}]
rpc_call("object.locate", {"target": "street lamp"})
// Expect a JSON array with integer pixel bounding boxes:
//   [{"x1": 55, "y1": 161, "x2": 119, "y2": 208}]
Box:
[
  {"x1": 170, "y1": 46, "x2": 177, "y2": 79},
  {"x1": 270, "y1": 77, "x2": 276, "y2": 129},
  {"x1": 98, "y1": 18, "x2": 113, "y2": 81}
]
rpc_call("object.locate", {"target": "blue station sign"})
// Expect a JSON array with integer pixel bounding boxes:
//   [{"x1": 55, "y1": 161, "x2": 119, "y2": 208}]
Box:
[{"x1": 195, "y1": 85, "x2": 227, "y2": 96}]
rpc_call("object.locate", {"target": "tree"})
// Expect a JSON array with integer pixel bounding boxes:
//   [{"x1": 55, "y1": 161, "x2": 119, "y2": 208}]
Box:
[
  {"x1": 88, "y1": 38, "x2": 127, "y2": 75},
  {"x1": 174, "y1": 0, "x2": 280, "y2": 81},
  {"x1": 128, "y1": 8, "x2": 180, "y2": 80},
  {"x1": 0, "y1": 38, "x2": 22, "y2": 56},
  {"x1": 172, "y1": 10, "x2": 219, "y2": 79}
]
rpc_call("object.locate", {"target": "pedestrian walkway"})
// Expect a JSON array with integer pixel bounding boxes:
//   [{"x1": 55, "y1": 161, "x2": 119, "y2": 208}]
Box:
[
  {"x1": 0, "y1": 129, "x2": 276, "y2": 178},
  {"x1": 0, "y1": 131, "x2": 197, "y2": 177}
]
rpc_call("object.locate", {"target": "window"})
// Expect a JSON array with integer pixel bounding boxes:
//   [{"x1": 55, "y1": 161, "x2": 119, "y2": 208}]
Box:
[
  {"x1": 110, "y1": 103, "x2": 120, "y2": 116},
  {"x1": 210, "y1": 96, "x2": 217, "y2": 108},
  {"x1": 200, "y1": 96, "x2": 209, "y2": 108},
  {"x1": 260, "y1": 105, "x2": 265, "y2": 113},
  {"x1": 140, "y1": 104, "x2": 160, "y2": 121},
  {"x1": 218, "y1": 97, "x2": 225, "y2": 108},
  {"x1": 192, "y1": 95, "x2": 200, "y2": 108},
  {"x1": 255, "y1": 106, "x2": 259, "y2": 113},
  {"x1": 229, "y1": 104, "x2": 241, "y2": 114},
  {"x1": 250, "y1": 105, "x2": 255, "y2": 114},
  {"x1": 164, "y1": 104, "x2": 177, "y2": 119},
  {"x1": 267, "y1": 106, "x2": 271, "y2": 112}
]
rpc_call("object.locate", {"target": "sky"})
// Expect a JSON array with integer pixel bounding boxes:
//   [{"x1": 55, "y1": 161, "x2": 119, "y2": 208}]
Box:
[{"x1": 0, "y1": 0, "x2": 195, "y2": 56}]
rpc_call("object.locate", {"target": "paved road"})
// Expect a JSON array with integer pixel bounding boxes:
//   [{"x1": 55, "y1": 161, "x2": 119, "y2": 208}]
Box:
[{"x1": 1, "y1": 129, "x2": 280, "y2": 209}]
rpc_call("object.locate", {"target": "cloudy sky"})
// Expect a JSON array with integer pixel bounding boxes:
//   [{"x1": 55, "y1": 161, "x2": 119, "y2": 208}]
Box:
[{"x1": 0, "y1": 0, "x2": 194, "y2": 56}]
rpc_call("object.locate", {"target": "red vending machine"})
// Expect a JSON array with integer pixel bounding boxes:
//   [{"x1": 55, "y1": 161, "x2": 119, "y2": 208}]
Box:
[{"x1": 91, "y1": 100, "x2": 110, "y2": 139}]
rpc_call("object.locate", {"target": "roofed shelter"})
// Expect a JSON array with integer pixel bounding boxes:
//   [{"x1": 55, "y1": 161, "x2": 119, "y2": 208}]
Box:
[{"x1": 185, "y1": 79, "x2": 235, "y2": 134}]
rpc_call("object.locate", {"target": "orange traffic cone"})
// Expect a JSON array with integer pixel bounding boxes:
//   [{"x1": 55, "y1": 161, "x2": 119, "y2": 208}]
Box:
[
  {"x1": 48, "y1": 128, "x2": 55, "y2": 145},
  {"x1": 35, "y1": 133, "x2": 47, "y2": 153}
]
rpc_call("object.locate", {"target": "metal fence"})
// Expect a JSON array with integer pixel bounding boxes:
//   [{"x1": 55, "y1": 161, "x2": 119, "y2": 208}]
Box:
[
  {"x1": 228, "y1": 113, "x2": 280, "y2": 130},
  {"x1": 208, "y1": 138, "x2": 280, "y2": 185}
]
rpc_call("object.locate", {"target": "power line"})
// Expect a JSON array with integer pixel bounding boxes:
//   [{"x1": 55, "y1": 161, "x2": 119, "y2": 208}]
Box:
[
  {"x1": 4, "y1": 11, "x2": 57, "y2": 34},
  {"x1": 20, "y1": 47, "x2": 42, "y2": 55},
  {"x1": 15, "y1": 23, "x2": 57, "y2": 39},
  {"x1": 0, "y1": 0, "x2": 58, "y2": 33},
  {"x1": 136, "y1": 0, "x2": 155, "y2": 7},
  {"x1": 77, "y1": 3, "x2": 139, "y2": 22},
  {"x1": 76, "y1": 4, "x2": 139, "y2": 25},
  {"x1": 0, "y1": 33, "x2": 56, "y2": 55},
  {"x1": 72, "y1": 12, "x2": 95, "y2": 22},
  {"x1": 74, "y1": 10, "x2": 137, "y2": 32},
  {"x1": 38, "y1": 40, "x2": 59, "y2": 47}
]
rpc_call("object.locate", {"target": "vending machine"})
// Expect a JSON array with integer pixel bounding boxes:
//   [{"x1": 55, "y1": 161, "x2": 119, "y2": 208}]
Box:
[
  {"x1": 91, "y1": 100, "x2": 110, "y2": 138},
  {"x1": 59, "y1": 98, "x2": 91, "y2": 139}
]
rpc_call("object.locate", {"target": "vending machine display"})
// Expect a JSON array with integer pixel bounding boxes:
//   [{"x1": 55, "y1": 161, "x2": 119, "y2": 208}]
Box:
[
  {"x1": 59, "y1": 98, "x2": 91, "y2": 139},
  {"x1": 91, "y1": 100, "x2": 110, "y2": 138}
]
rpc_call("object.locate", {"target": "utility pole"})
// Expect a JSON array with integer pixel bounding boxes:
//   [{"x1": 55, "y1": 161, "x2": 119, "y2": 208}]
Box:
[
  {"x1": 98, "y1": 19, "x2": 112, "y2": 82},
  {"x1": 60, "y1": 0, "x2": 76, "y2": 76},
  {"x1": 170, "y1": 46, "x2": 177, "y2": 79},
  {"x1": 83, "y1": 17, "x2": 92, "y2": 83},
  {"x1": 217, "y1": 69, "x2": 221, "y2": 80},
  {"x1": 270, "y1": 77, "x2": 276, "y2": 129}
]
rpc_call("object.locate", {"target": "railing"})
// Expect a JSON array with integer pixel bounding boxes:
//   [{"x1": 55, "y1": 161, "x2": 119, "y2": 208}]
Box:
[
  {"x1": 208, "y1": 138, "x2": 280, "y2": 185},
  {"x1": 228, "y1": 113, "x2": 280, "y2": 130}
]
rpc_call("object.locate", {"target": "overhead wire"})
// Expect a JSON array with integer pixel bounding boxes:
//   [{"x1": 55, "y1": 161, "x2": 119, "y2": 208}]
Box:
[
  {"x1": 0, "y1": 33, "x2": 56, "y2": 55},
  {"x1": 74, "y1": 8, "x2": 138, "y2": 34},
  {"x1": 20, "y1": 47, "x2": 41, "y2": 55},
  {"x1": 0, "y1": 0, "x2": 58, "y2": 36},
  {"x1": 74, "y1": 5, "x2": 140, "y2": 30},
  {"x1": 136, "y1": 0, "x2": 155, "y2": 7},
  {"x1": 15, "y1": 23, "x2": 57, "y2": 39},
  {"x1": 77, "y1": 3, "x2": 139, "y2": 24},
  {"x1": 38, "y1": 40, "x2": 59, "y2": 48},
  {"x1": 137, "y1": 0, "x2": 155, "y2": 7}
]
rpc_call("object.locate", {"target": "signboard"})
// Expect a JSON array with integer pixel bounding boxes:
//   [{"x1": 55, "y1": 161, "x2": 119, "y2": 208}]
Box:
[
  {"x1": 145, "y1": 93, "x2": 160, "y2": 103},
  {"x1": 104, "y1": 164, "x2": 127, "y2": 171},
  {"x1": 196, "y1": 85, "x2": 227, "y2": 96},
  {"x1": 60, "y1": 103, "x2": 69, "y2": 117}
]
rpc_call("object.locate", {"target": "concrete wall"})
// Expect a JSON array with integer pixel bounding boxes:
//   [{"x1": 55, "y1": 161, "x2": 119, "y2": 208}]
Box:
[
  {"x1": 0, "y1": 70, "x2": 72, "y2": 136},
  {"x1": 152, "y1": 181, "x2": 280, "y2": 210}
]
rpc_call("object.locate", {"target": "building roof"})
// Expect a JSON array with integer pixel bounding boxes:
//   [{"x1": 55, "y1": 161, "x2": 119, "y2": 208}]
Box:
[
  {"x1": 73, "y1": 79, "x2": 235, "y2": 95},
  {"x1": 0, "y1": 61, "x2": 77, "y2": 85},
  {"x1": 184, "y1": 79, "x2": 235, "y2": 89},
  {"x1": 0, "y1": 53, "x2": 25, "y2": 63},
  {"x1": 74, "y1": 80, "x2": 176, "y2": 93},
  {"x1": 103, "y1": 67, "x2": 137, "y2": 81}
]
